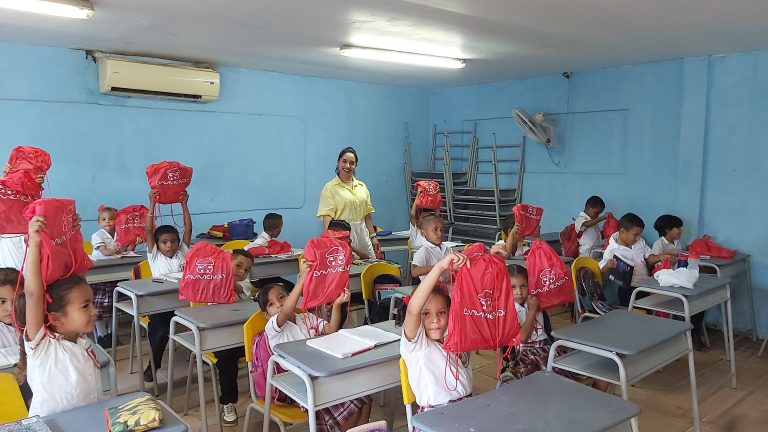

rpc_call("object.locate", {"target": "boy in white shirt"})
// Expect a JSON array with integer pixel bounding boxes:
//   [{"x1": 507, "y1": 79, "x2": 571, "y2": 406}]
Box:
[
  {"x1": 408, "y1": 190, "x2": 434, "y2": 250},
  {"x1": 599, "y1": 213, "x2": 672, "y2": 306},
  {"x1": 247, "y1": 213, "x2": 283, "y2": 248},
  {"x1": 411, "y1": 215, "x2": 452, "y2": 283},
  {"x1": 575, "y1": 196, "x2": 612, "y2": 257}
]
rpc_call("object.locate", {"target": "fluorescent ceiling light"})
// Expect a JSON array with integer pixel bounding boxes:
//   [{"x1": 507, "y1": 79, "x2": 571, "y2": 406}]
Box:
[
  {"x1": 339, "y1": 45, "x2": 466, "y2": 69},
  {"x1": 0, "y1": 0, "x2": 94, "y2": 19}
]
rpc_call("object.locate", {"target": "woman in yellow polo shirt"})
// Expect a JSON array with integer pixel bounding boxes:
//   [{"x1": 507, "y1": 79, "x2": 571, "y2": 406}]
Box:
[{"x1": 317, "y1": 147, "x2": 379, "y2": 259}]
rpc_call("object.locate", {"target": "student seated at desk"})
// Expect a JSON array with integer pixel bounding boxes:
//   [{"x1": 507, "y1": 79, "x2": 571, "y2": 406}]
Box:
[
  {"x1": 411, "y1": 215, "x2": 452, "y2": 284},
  {"x1": 143, "y1": 189, "x2": 192, "y2": 383},
  {"x1": 258, "y1": 260, "x2": 372, "y2": 431},
  {"x1": 398, "y1": 253, "x2": 472, "y2": 413},
  {"x1": 22, "y1": 214, "x2": 103, "y2": 416},
  {"x1": 575, "y1": 195, "x2": 613, "y2": 257},
  {"x1": 599, "y1": 213, "x2": 673, "y2": 307},
  {"x1": 408, "y1": 190, "x2": 436, "y2": 250},
  {"x1": 246, "y1": 212, "x2": 283, "y2": 248}
]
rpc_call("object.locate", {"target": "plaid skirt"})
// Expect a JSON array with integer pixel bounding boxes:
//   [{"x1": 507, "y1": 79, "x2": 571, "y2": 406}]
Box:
[
  {"x1": 91, "y1": 281, "x2": 118, "y2": 320},
  {"x1": 315, "y1": 395, "x2": 371, "y2": 432},
  {"x1": 506, "y1": 340, "x2": 579, "y2": 380}
]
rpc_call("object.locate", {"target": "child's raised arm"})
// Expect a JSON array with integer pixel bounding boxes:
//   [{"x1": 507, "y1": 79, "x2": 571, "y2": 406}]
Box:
[
  {"x1": 180, "y1": 192, "x2": 192, "y2": 248},
  {"x1": 325, "y1": 288, "x2": 351, "y2": 334},
  {"x1": 276, "y1": 259, "x2": 311, "y2": 328},
  {"x1": 24, "y1": 216, "x2": 47, "y2": 339},
  {"x1": 145, "y1": 190, "x2": 158, "y2": 252},
  {"x1": 409, "y1": 190, "x2": 421, "y2": 227},
  {"x1": 403, "y1": 252, "x2": 467, "y2": 341}
]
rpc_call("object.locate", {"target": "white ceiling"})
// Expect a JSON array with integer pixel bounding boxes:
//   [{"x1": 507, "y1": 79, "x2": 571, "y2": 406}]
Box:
[{"x1": 2, "y1": 0, "x2": 768, "y2": 87}]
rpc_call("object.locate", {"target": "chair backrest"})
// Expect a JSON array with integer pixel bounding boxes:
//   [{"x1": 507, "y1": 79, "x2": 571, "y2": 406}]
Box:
[
  {"x1": 361, "y1": 263, "x2": 401, "y2": 302},
  {"x1": 0, "y1": 373, "x2": 28, "y2": 423},
  {"x1": 221, "y1": 240, "x2": 250, "y2": 251},
  {"x1": 243, "y1": 308, "x2": 303, "y2": 363},
  {"x1": 135, "y1": 259, "x2": 152, "y2": 280},
  {"x1": 571, "y1": 256, "x2": 603, "y2": 285},
  {"x1": 83, "y1": 240, "x2": 94, "y2": 255},
  {"x1": 399, "y1": 357, "x2": 416, "y2": 406}
]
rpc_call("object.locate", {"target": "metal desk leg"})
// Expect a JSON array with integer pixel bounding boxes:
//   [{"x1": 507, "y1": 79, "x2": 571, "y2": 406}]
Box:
[
  {"x1": 168, "y1": 317, "x2": 209, "y2": 432},
  {"x1": 686, "y1": 331, "x2": 701, "y2": 432},
  {"x1": 745, "y1": 258, "x2": 757, "y2": 340},
  {"x1": 726, "y1": 287, "x2": 737, "y2": 389}
]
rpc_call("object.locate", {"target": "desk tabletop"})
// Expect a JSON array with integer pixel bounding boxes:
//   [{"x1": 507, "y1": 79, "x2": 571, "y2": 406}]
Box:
[
  {"x1": 117, "y1": 279, "x2": 179, "y2": 296},
  {"x1": 273, "y1": 321, "x2": 401, "y2": 377},
  {"x1": 505, "y1": 255, "x2": 573, "y2": 267},
  {"x1": 251, "y1": 249, "x2": 303, "y2": 264},
  {"x1": 89, "y1": 253, "x2": 146, "y2": 268},
  {"x1": 44, "y1": 392, "x2": 188, "y2": 432},
  {"x1": 634, "y1": 274, "x2": 732, "y2": 296},
  {"x1": 552, "y1": 310, "x2": 692, "y2": 355},
  {"x1": 701, "y1": 252, "x2": 750, "y2": 266},
  {"x1": 412, "y1": 371, "x2": 638, "y2": 432},
  {"x1": 174, "y1": 300, "x2": 260, "y2": 329},
  {"x1": 395, "y1": 285, "x2": 417, "y2": 296}
]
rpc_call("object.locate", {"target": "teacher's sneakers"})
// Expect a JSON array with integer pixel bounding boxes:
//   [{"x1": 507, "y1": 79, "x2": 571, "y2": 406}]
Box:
[{"x1": 221, "y1": 403, "x2": 238, "y2": 426}]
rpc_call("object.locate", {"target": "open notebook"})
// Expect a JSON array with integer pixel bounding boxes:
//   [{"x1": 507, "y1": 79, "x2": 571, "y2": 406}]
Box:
[{"x1": 306, "y1": 325, "x2": 400, "y2": 358}]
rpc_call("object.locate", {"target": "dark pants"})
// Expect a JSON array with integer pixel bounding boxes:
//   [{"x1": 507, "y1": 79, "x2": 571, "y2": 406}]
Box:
[
  {"x1": 617, "y1": 285, "x2": 649, "y2": 307},
  {"x1": 215, "y1": 347, "x2": 245, "y2": 404},
  {"x1": 147, "y1": 311, "x2": 175, "y2": 369}
]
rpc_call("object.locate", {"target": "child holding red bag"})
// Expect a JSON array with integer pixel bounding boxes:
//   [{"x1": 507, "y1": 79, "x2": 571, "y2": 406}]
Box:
[
  {"x1": 258, "y1": 260, "x2": 372, "y2": 431},
  {"x1": 408, "y1": 189, "x2": 436, "y2": 250},
  {"x1": 398, "y1": 252, "x2": 473, "y2": 414},
  {"x1": 0, "y1": 163, "x2": 45, "y2": 269},
  {"x1": 411, "y1": 214, "x2": 453, "y2": 283},
  {"x1": 574, "y1": 196, "x2": 612, "y2": 257},
  {"x1": 493, "y1": 216, "x2": 537, "y2": 258},
  {"x1": 142, "y1": 188, "x2": 192, "y2": 383},
  {"x1": 21, "y1": 214, "x2": 103, "y2": 416}
]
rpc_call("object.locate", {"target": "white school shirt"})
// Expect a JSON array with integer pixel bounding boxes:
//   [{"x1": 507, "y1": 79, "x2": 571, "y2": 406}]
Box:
[
  {"x1": 91, "y1": 229, "x2": 117, "y2": 258},
  {"x1": 409, "y1": 223, "x2": 426, "y2": 250},
  {"x1": 599, "y1": 233, "x2": 653, "y2": 287},
  {"x1": 0, "y1": 235, "x2": 26, "y2": 270},
  {"x1": 265, "y1": 313, "x2": 327, "y2": 351},
  {"x1": 400, "y1": 325, "x2": 472, "y2": 407},
  {"x1": 412, "y1": 242, "x2": 453, "y2": 282},
  {"x1": 515, "y1": 303, "x2": 547, "y2": 343},
  {"x1": 147, "y1": 243, "x2": 189, "y2": 277},
  {"x1": 494, "y1": 239, "x2": 528, "y2": 257},
  {"x1": 652, "y1": 237, "x2": 680, "y2": 256},
  {"x1": 0, "y1": 322, "x2": 18, "y2": 349},
  {"x1": 25, "y1": 327, "x2": 102, "y2": 417},
  {"x1": 574, "y1": 211, "x2": 602, "y2": 257},
  {"x1": 246, "y1": 231, "x2": 271, "y2": 248}
]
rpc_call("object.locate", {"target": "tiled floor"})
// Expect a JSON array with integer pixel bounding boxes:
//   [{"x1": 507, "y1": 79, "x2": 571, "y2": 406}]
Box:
[{"x1": 108, "y1": 306, "x2": 768, "y2": 432}]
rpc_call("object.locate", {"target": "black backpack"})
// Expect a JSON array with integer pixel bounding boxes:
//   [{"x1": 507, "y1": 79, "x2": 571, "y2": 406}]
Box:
[
  {"x1": 575, "y1": 267, "x2": 614, "y2": 316},
  {"x1": 366, "y1": 274, "x2": 403, "y2": 324}
]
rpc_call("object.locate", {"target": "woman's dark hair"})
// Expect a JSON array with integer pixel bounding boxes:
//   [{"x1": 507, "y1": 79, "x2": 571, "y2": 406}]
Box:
[
  {"x1": 395, "y1": 286, "x2": 451, "y2": 327},
  {"x1": 257, "y1": 283, "x2": 288, "y2": 312},
  {"x1": 154, "y1": 225, "x2": 180, "y2": 244},
  {"x1": 653, "y1": 214, "x2": 683, "y2": 237},
  {"x1": 335, "y1": 147, "x2": 358, "y2": 175}
]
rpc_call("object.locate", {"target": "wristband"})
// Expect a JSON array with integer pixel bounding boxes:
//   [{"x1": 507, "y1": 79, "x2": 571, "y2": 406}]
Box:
[{"x1": 369, "y1": 233, "x2": 377, "y2": 239}]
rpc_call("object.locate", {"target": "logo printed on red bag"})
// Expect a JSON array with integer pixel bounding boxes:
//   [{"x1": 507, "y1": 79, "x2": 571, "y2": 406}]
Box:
[
  {"x1": 157, "y1": 167, "x2": 189, "y2": 186},
  {"x1": 52, "y1": 206, "x2": 76, "y2": 245},
  {"x1": 0, "y1": 184, "x2": 34, "y2": 202},
  {"x1": 463, "y1": 289, "x2": 506, "y2": 319},
  {"x1": 314, "y1": 246, "x2": 350, "y2": 276},
  {"x1": 530, "y1": 267, "x2": 568, "y2": 295},
  {"x1": 184, "y1": 257, "x2": 224, "y2": 280},
  {"x1": 120, "y1": 212, "x2": 144, "y2": 229}
]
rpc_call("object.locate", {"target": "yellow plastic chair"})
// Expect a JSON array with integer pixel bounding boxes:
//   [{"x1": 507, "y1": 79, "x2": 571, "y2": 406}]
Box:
[
  {"x1": 0, "y1": 373, "x2": 27, "y2": 423},
  {"x1": 571, "y1": 256, "x2": 603, "y2": 323},
  {"x1": 399, "y1": 358, "x2": 417, "y2": 432},
  {"x1": 243, "y1": 311, "x2": 308, "y2": 432},
  {"x1": 221, "y1": 240, "x2": 250, "y2": 250},
  {"x1": 83, "y1": 240, "x2": 94, "y2": 255},
  {"x1": 360, "y1": 262, "x2": 401, "y2": 324}
]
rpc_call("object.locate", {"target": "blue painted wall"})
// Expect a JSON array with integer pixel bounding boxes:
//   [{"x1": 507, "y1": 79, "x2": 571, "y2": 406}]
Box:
[
  {"x1": 0, "y1": 42, "x2": 430, "y2": 250},
  {"x1": 430, "y1": 54, "x2": 768, "y2": 336}
]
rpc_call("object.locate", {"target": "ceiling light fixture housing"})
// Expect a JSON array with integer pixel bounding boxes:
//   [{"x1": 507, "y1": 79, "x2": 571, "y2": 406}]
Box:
[
  {"x1": 339, "y1": 45, "x2": 466, "y2": 69},
  {"x1": 0, "y1": 0, "x2": 94, "y2": 19}
]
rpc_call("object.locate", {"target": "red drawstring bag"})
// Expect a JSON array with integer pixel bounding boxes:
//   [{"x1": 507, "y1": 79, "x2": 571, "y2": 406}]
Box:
[
  {"x1": 179, "y1": 242, "x2": 235, "y2": 304},
  {"x1": 443, "y1": 242, "x2": 520, "y2": 353},
  {"x1": 0, "y1": 172, "x2": 39, "y2": 234},
  {"x1": 7, "y1": 146, "x2": 51, "y2": 197},
  {"x1": 602, "y1": 215, "x2": 619, "y2": 241},
  {"x1": 247, "y1": 240, "x2": 292, "y2": 257},
  {"x1": 414, "y1": 180, "x2": 442, "y2": 209},
  {"x1": 513, "y1": 204, "x2": 543, "y2": 237},
  {"x1": 145, "y1": 161, "x2": 193, "y2": 204},
  {"x1": 115, "y1": 205, "x2": 149, "y2": 248},
  {"x1": 559, "y1": 223, "x2": 583, "y2": 258},
  {"x1": 22, "y1": 198, "x2": 93, "y2": 287},
  {"x1": 689, "y1": 235, "x2": 736, "y2": 259},
  {"x1": 301, "y1": 231, "x2": 352, "y2": 309},
  {"x1": 652, "y1": 257, "x2": 673, "y2": 275},
  {"x1": 526, "y1": 240, "x2": 574, "y2": 310}
]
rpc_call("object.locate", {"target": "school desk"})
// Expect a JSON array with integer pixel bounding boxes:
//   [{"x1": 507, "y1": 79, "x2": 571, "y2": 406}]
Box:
[
  {"x1": 43, "y1": 392, "x2": 188, "y2": 432},
  {"x1": 698, "y1": 253, "x2": 756, "y2": 341},
  {"x1": 375, "y1": 232, "x2": 410, "y2": 252},
  {"x1": 85, "y1": 253, "x2": 146, "y2": 284},
  {"x1": 191, "y1": 237, "x2": 227, "y2": 246},
  {"x1": 550, "y1": 310, "x2": 697, "y2": 432},
  {"x1": 505, "y1": 255, "x2": 573, "y2": 268},
  {"x1": 262, "y1": 321, "x2": 401, "y2": 432},
  {"x1": 249, "y1": 249, "x2": 303, "y2": 279},
  {"x1": 111, "y1": 279, "x2": 186, "y2": 394},
  {"x1": 167, "y1": 301, "x2": 261, "y2": 432},
  {"x1": 629, "y1": 274, "x2": 736, "y2": 388},
  {"x1": 412, "y1": 371, "x2": 639, "y2": 432}
]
